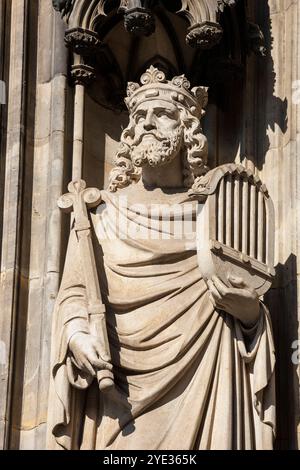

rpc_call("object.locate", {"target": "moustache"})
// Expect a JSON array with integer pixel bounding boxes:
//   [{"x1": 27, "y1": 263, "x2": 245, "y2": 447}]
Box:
[{"x1": 132, "y1": 132, "x2": 167, "y2": 147}]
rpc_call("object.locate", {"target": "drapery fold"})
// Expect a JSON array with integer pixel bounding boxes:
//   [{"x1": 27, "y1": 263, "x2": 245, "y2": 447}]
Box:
[{"x1": 47, "y1": 190, "x2": 275, "y2": 450}]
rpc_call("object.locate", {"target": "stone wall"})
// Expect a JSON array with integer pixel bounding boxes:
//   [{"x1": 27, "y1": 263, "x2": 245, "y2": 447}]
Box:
[
  {"x1": 0, "y1": 0, "x2": 299, "y2": 449},
  {"x1": 256, "y1": 0, "x2": 300, "y2": 449},
  {"x1": 0, "y1": 0, "x2": 70, "y2": 449}
]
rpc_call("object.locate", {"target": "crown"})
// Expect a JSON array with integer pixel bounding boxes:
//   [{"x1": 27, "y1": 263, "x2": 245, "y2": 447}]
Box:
[{"x1": 125, "y1": 66, "x2": 208, "y2": 118}]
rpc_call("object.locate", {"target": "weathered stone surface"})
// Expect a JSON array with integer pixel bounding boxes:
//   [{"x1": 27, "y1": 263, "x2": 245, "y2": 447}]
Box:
[
  {"x1": 0, "y1": 0, "x2": 28, "y2": 450},
  {"x1": 47, "y1": 67, "x2": 276, "y2": 450},
  {"x1": 254, "y1": 0, "x2": 300, "y2": 449},
  {"x1": 0, "y1": 0, "x2": 299, "y2": 450}
]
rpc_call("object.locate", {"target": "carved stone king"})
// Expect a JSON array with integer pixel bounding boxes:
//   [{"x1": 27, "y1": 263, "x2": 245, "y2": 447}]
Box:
[
  {"x1": 2, "y1": 0, "x2": 300, "y2": 453},
  {"x1": 47, "y1": 66, "x2": 276, "y2": 451}
]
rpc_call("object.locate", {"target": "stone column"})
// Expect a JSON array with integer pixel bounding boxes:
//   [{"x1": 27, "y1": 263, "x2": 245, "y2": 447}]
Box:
[
  {"x1": 0, "y1": 0, "x2": 69, "y2": 449},
  {"x1": 9, "y1": 0, "x2": 70, "y2": 450},
  {"x1": 0, "y1": 0, "x2": 28, "y2": 450},
  {"x1": 0, "y1": 0, "x2": 8, "y2": 233}
]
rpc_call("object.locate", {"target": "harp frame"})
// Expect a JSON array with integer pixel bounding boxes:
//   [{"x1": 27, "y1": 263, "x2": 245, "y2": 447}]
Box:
[{"x1": 191, "y1": 163, "x2": 275, "y2": 297}]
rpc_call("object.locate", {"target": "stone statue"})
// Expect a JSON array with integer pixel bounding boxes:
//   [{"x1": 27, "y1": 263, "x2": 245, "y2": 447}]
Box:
[{"x1": 47, "y1": 66, "x2": 276, "y2": 450}]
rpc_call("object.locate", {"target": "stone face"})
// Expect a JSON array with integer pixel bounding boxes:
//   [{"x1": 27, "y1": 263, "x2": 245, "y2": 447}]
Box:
[{"x1": 0, "y1": 0, "x2": 299, "y2": 451}]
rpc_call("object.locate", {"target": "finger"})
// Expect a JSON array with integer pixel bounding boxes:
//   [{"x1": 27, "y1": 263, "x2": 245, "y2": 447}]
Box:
[
  {"x1": 218, "y1": 302, "x2": 230, "y2": 312},
  {"x1": 93, "y1": 343, "x2": 111, "y2": 363},
  {"x1": 211, "y1": 276, "x2": 229, "y2": 296},
  {"x1": 81, "y1": 359, "x2": 96, "y2": 377},
  {"x1": 209, "y1": 294, "x2": 216, "y2": 308},
  {"x1": 228, "y1": 275, "x2": 246, "y2": 289},
  {"x1": 207, "y1": 280, "x2": 222, "y2": 301},
  {"x1": 88, "y1": 351, "x2": 113, "y2": 371},
  {"x1": 210, "y1": 294, "x2": 228, "y2": 312},
  {"x1": 209, "y1": 290, "x2": 228, "y2": 309},
  {"x1": 94, "y1": 359, "x2": 113, "y2": 371},
  {"x1": 71, "y1": 355, "x2": 82, "y2": 370}
]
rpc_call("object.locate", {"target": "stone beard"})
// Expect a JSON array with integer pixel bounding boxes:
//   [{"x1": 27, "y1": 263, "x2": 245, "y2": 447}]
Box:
[
  {"x1": 47, "y1": 67, "x2": 276, "y2": 450},
  {"x1": 131, "y1": 126, "x2": 183, "y2": 168}
]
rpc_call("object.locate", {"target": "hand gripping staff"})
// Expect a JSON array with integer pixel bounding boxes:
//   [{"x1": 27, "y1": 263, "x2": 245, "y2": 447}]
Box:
[{"x1": 58, "y1": 179, "x2": 114, "y2": 392}]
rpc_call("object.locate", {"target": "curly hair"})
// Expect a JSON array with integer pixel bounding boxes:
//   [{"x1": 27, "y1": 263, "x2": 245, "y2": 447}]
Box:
[{"x1": 108, "y1": 106, "x2": 208, "y2": 192}]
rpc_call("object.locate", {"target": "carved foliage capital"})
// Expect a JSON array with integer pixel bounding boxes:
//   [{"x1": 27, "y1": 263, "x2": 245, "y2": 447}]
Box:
[
  {"x1": 71, "y1": 64, "x2": 96, "y2": 86},
  {"x1": 65, "y1": 28, "x2": 102, "y2": 56},
  {"x1": 123, "y1": 7, "x2": 155, "y2": 37},
  {"x1": 186, "y1": 21, "x2": 223, "y2": 49}
]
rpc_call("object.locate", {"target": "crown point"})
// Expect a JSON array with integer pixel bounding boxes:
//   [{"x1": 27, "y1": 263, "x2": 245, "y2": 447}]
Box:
[
  {"x1": 125, "y1": 66, "x2": 208, "y2": 117},
  {"x1": 140, "y1": 66, "x2": 166, "y2": 85},
  {"x1": 127, "y1": 81, "x2": 140, "y2": 97},
  {"x1": 172, "y1": 75, "x2": 191, "y2": 91}
]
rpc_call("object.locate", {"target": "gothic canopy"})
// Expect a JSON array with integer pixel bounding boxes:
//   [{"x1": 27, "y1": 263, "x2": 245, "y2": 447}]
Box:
[{"x1": 53, "y1": 0, "x2": 264, "y2": 108}]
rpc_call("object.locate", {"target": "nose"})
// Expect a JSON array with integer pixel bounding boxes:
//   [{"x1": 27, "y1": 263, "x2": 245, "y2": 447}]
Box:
[{"x1": 143, "y1": 110, "x2": 156, "y2": 131}]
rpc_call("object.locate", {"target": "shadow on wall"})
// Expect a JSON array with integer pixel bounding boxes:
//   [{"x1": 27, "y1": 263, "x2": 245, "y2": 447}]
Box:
[
  {"x1": 255, "y1": 0, "x2": 288, "y2": 171},
  {"x1": 256, "y1": 1, "x2": 298, "y2": 449},
  {"x1": 82, "y1": 91, "x2": 129, "y2": 191},
  {"x1": 213, "y1": 0, "x2": 288, "y2": 171},
  {"x1": 265, "y1": 254, "x2": 299, "y2": 449}
]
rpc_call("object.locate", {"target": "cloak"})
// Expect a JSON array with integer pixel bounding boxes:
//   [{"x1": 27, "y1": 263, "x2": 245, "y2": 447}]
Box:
[{"x1": 47, "y1": 190, "x2": 275, "y2": 450}]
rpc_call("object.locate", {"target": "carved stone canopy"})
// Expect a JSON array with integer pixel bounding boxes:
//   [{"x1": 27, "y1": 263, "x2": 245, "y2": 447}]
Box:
[
  {"x1": 54, "y1": 0, "x2": 265, "y2": 110},
  {"x1": 54, "y1": 1, "x2": 265, "y2": 60},
  {"x1": 54, "y1": 0, "x2": 239, "y2": 50}
]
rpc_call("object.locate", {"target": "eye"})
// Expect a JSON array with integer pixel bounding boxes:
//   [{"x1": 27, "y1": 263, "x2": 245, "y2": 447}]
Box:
[
  {"x1": 157, "y1": 111, "x2": 169, "y2": 118},
  {"x1": 135, "y1": 114, "x2": 145, "y2": 123}
]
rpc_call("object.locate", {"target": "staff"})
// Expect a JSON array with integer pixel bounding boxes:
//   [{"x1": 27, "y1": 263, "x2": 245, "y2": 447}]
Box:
[{"x1": 58, "y1": 179, "x2": 114, "y2": 392}]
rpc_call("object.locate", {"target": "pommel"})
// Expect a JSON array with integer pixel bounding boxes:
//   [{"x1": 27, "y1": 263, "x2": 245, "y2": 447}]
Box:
[{"x1": 57, "y1": 179, "x2": 102, "y2": 213}]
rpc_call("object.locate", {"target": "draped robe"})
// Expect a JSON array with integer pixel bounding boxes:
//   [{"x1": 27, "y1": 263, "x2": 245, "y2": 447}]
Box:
[{"x1": 47, "y1": 189, "x2": 276, "y2": 450}]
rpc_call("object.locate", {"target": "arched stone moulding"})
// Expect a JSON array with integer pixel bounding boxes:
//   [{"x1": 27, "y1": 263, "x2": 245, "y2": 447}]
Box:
[
  {"x1": 56, "y1": 0, "x2": 265, "y2": 97},
  {"x1": 54, "y1": 0, "x2": 238, "y2": 50}
]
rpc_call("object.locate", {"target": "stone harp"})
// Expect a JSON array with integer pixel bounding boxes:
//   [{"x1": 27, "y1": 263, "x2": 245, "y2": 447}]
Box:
[{"x1": 194, "y1": 164, "x2": 275, "y2": 296}]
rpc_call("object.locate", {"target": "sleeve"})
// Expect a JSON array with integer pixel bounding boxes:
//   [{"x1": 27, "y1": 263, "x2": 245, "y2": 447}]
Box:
[
  {"x1": 234, "y1": 302, "x2": 272, "y2": 361},
  {"x1": 52, "y1": 228, "x2": 91, "y2": 368},
  {"x1": 47, "y1": 227, "x2": 94, "y2": 449},
  {"x1": 234, "y1": 302, "x2": 276, "y2": 444}
]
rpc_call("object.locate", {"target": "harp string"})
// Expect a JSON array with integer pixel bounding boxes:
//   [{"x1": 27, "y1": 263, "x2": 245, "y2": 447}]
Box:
[{"x1": 215, "y1": 173, "x2": 269, "y2": 265}]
